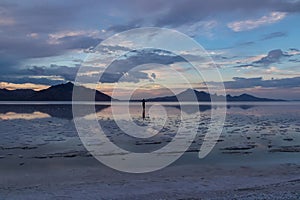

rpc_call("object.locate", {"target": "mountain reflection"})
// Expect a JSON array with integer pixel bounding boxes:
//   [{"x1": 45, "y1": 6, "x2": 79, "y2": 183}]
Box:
[
  {"x1": 0, "y1": 104, "x2": 257, "y2": 120},
  {"x1": 168, "y1": 104, "x2": 255, "y2": 114},
  {"x1": 0, "y1": 105, "x2": 110, "y2": 120}
]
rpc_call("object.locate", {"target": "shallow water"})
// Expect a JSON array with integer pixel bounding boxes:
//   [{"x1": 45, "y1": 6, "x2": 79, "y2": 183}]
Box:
[{"x1": 0, "y1": 102, "x2": 299, "y2": 170}]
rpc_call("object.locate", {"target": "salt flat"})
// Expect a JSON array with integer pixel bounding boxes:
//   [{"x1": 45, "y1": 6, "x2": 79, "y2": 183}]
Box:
[{"x1": 0, "y1": 103, "x2": 299, "y2": 199}]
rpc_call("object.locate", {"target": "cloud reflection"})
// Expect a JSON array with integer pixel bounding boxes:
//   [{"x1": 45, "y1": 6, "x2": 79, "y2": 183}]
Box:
[{"x1": 0, "y1": 111, "x2": 50, "y2": 120}]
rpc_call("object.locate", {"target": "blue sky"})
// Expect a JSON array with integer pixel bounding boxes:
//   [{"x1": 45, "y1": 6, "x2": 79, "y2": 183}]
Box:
[{"x1": 0, "y1": 0, "x2": 299, "y2": 99}]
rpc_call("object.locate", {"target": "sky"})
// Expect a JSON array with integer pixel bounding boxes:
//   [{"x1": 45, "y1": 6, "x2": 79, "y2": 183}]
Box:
[{"x1": 0, "y1": 0, "x2": 300, "y2": 100}]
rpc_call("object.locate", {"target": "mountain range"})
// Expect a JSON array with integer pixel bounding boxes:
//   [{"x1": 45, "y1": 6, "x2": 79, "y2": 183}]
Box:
[
  {"x1": 0, "y1": 82, "x2": 111, "y2": 101},
  {"x1": 146, "y1": 88, "x2": 283, "y2": 102},
  {"x1": 0, "y1": 82, "x2": 284, "y2": 102}
]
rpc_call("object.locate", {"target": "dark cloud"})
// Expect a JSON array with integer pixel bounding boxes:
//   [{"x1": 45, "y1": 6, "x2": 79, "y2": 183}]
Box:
[
  {"x1": 209, "y1": 76, "x2": 300, "y2": 89},
  {"x1": 99, "y1": 49, "x2": 185, "y2": 83},
  {"x1": 0, "y1": 33, "x2": 102, "y2": 69},
  {"x1": 261, "y1": 32, "x2": 287, "y2": 40},
  {"x1": 151, "y1": 73, "x2": 156, "y2": 79},
  {"x1": 238, "y1": 41, "x2": 255, "y2": 46},
  {"x1": 0, "y1": 54, "x2": 20, "y2": 72},
  {"x1": 0, "y1": 1, "x2": 104, "y2": 69},
  {"x1": 154, "y1": 0, "x2": 300, "y2": 27},
  {"x1": 1, "y1": 0, "x2": 299, "y2": 88},
  {"x1": 290, "y1": 48, "x2": 300, "y2": 52},
  {"x1": 120, "y1": 71, "x2": 150, "y2": 83},
  {"x1": 2, "y1": 0, "x2": 85, "y2": 33},
  {"x1": 57, "y1": 36, "x2": 102, "y2": 50},
  {"x1": 0, "y1": 64, "x2": 79, "y2": 85},
  {"x1": 0, "y1": 37, "x2": 60, "y2": 63},
  {"x1": 289, "y1": 59, "x2": 300, "y2": 63},
  {"x1": 92, "y1": 44, "x2": 133, "y2": 54},
  {"x1": 107, "y1": 20, "x2": 142, "y2": 32},
  {"x1": 26, "y1": 65, "x2": 79, "y2": 81},
  {"x1": 77, "y1": 70, "x2": 152, "y2": 84},
  {"x1": 254, "y1": 49, "x2": 289, "y2": 66},
  {"x1": 233, "y1": 49, "x2": 294, "y2": 68},
  {"x1": 76, "y1": 0, "x2": 300, "y2": 32},
  {"x1": 229, "y1": 32, "x2": 287, "y2": 50}
]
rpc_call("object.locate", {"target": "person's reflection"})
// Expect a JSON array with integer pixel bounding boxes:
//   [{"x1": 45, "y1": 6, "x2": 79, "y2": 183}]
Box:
[{"x1": 142, "y1": 99, "x2": 146, "y2": 119}]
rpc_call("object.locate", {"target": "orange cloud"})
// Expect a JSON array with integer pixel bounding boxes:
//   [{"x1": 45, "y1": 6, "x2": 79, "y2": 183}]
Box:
[{"x1": 0, "y1": 82, "x2": 49, "y2": 91}]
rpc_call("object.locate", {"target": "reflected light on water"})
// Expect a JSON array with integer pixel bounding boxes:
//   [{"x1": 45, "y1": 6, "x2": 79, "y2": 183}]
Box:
[{"x1": 0, "y1": 111, "x2": 51, "y2": 120}]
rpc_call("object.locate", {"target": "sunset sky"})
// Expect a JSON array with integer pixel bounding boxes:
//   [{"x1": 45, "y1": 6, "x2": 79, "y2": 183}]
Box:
[{"x1": 0, "y1": 0, "x2": 300, "y2": 100}]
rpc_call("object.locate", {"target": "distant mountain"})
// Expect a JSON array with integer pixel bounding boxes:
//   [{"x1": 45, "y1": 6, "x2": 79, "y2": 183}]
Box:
[
  {"x1": 0, "y1": 82, "x2": 112, "y2": 101},
  {"x1": 29, "y1": 82, "x2": 112, "y2": 101},
  {"x1": 147, "y1": 89, "x2": 284, "y2": 102},
  {"x1": 0, "y1": 84, "x2": 284, "y2": 102},
  {"x1": 145, "y1": 89, "x2": 211, "y2": 102},
  {"x1": 225, "y1": 93, "x2": 282, "y2": 102},
  {"x1": 0, "y1": 89, "x2": 36, "y2": 101}
]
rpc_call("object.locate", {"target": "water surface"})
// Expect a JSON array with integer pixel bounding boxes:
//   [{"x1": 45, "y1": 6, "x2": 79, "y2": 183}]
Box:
[{"x1": 0, "y1": 102, "x2": 299, "y2": 169}]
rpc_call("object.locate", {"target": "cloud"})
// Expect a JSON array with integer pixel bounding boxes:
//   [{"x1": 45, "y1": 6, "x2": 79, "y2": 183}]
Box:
[
  {"x1": 26, "y1": 32, "x2": 39, "y2": 38},
  {"x1": 0, "y1": 2, "x2": 16, "y2": 26},
  {"x1": 227, "y1": 12, "x2": 286, "y2": 32},
  {"x1": 227, "y1": 32, "x2": 287, "y2": 49},
  {"x1": 0, "y1": 54, "x2": 20, "y2": 71},
  {"x1": 0, "y1": 76, "x2": 65, "y2": 85},
  {"x1": 223, "y1": 31, "x2": 287, "y2": 50},
  {"x1": 233, "y1": 49, "x2": 295, "y2": 68},
  {"x1": 0, "y1": 2, "x2": 106, "y2": 70},
  {"x1": 26, "y1": 65, "x2": 79, "y2": 81},
  {"x1": 0, "y1": 32, "x2": 103, "y2": 71},
  {"x1": 176, "y1": 20, "x2": 218, "y2": 37},
  {"x1": 253, "y1": 49, "x2": 289, "y2": 66},
  {"x1": 1, "y1": 0, "x2": 300, "y2": 90},
  {"x1": 56, "y1": 35, "x2": 102, "y2": 50},
  {"x1": 238, "y1": 41, "x2": 256, "y2": 46},
  {"x1": 290, "y1": 48, "x2": 300, "y2": 52},
  {"x1": 151, "y1": 73, "x2": 156, "y2": 79},
  {"x1": 1, "y1": 47, "x2": 186, "y2": 85},
  {"x1": 89, "y1": 44, "x2": 132, "y2": 55},
  {"x1": 266, "y1": 66, "x2": 281, "y2": 74},
  {"x1": 0, "y1": 37, "x2": 60, "y2": 67},
  {"x1": 261, "y1": 31, "x2": 287, "y2": 40},
  {"x1": 0, "y1": 64, "x2": 79, "y2": 85},
  {"x1": 7, "y1": 1, "x2": 86, "y2": 33},
  {"x1": 0, "y1": 17, "x2": 15, "y2": 26},
  {"x1": 91, "y1": 0, "x2": 300, "y2": 34},
  {"x1": 153, "y1": 0, "x2": 300, "y2": 27},
  {"x1": 0, "y1": 82, "x2": 49, "y2": 91},
  {"x1": 107, "y1": 20, "x2": 142, "y2": 32},
  {"x1": 99, "y1": 49, "x2": 185, "y2": 83},
  {"x1": 0, "y1": 30, "x2": 103, "y2": 71},
  {"x1": 287, "y1": 48, "x2": 300, "y2": 56},
  {"x1": 209, "y1": 76, "x2": 300, "y2": 89},
  {"x1": 48, "y1": 30, "x2": 101, "y2": 44}
]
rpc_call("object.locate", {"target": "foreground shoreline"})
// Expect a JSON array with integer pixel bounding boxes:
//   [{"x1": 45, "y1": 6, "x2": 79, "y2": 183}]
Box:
[{"x1": 1, "y1": 154, "x2": 299, "y2": 200}]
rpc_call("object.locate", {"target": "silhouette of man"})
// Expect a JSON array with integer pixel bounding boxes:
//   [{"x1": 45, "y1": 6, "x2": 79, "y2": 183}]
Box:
[
  {"x1": 142, "y1": 99, "x2": 146, "y2": 119},
  {"x1": 142, "y1": 99, "x2": 146, "y2": 109}
]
